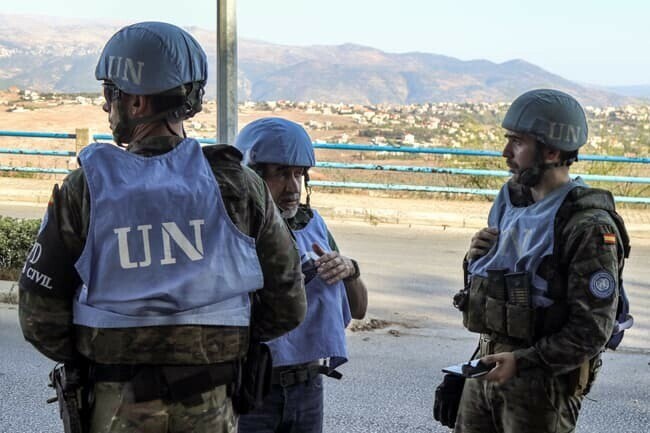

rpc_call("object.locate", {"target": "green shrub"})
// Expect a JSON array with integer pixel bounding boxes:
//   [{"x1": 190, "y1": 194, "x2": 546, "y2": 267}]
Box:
[{"x1": 0, "y1": 216, "x2": 41, "y2": 279}]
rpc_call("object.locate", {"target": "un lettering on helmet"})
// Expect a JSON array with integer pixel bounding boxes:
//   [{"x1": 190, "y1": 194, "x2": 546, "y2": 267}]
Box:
[
  {"x1": 502, "y1": 89, "x2": 588, "y2": 152},
  {"x1": 95, "y1": 22, "x2": 208, "y2": 96},
  {"x1": 105, "y1": 57, "x2": 145, "y2": 86},
  {"x1": 548, "y1": 122, "x2": 583, "y2": 145}
]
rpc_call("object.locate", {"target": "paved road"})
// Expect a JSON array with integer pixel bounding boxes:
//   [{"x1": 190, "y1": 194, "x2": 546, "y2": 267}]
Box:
[
  {"x1": 1, "y1": 219, "x2": 649, "y2": 432},
  {"x1": 0, "y1": 201, "x2": 46, "y2": 219}
]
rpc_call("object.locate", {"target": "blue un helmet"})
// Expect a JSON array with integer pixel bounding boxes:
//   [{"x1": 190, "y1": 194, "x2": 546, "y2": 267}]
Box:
[
  {"x1": 95, "y1": 22, "x2": 207, "y2": 143},
  {"x1": 234, "y1": 118, "x2": 316, "y2": 168},
  {"x1": 502, "y1": 89, "x2": 588, "y2": 152},
  {"x1": 234, "y1": 117, "x2": 316, "y2": 207},
  {"x1": 501, "y1": 89, "x2": 588, "y2": 186}
]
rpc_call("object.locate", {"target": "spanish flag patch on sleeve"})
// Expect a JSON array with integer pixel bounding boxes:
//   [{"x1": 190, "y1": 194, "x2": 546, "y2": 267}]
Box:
[{"x1": 603, "y1": 233, "x2": 616, "y2": 245}]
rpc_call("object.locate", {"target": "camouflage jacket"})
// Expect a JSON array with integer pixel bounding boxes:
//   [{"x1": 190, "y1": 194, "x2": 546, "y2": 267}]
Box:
[
  {"x1": 19, "y1": 136, "x2": 306, "y2": 365},
  {"x1": 503, "y1": 180, "x2": 628, "y2": 375}
]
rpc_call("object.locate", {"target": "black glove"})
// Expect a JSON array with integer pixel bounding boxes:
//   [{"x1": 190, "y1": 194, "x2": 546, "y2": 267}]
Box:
[{"x1": 433, "y1": 373, "x2": 465, "y2": 428}]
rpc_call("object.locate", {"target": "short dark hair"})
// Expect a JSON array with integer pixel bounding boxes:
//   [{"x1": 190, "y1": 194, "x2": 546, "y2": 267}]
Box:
[
  {"x1": 149, "y1": 92, "x2": 186, "y2": 117},
  {"x1": 535, "y1": 138, "x2": 578, "y2": 167},
  {"x1": 559, "y1": 150, "x2": 579, "y2": 166}
]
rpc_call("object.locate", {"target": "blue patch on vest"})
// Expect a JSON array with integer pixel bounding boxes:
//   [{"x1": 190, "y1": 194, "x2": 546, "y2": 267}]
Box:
[{"x1": 589, "y1": 271, "x2": 616, "y2": 299}]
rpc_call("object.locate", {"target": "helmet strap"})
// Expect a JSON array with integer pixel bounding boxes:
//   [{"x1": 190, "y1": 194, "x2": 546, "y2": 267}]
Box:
[
  {"x1": 112, "y1": 98, "x2": 135, "y2": 147},
  {"x1": 515, "y1": 143, "x2": 547, "y2": 187},
  {"x1": 515, "y1": 144, "x2": 576, "y2": 187},
  {"x1": 110, "y1": 82, "x2": 204, "y2": 145},
  {"x1": 304, "y1": 170, "x2": 312, "y2": 209}
]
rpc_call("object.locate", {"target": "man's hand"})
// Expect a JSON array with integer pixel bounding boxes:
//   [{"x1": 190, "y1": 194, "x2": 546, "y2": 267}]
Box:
[
  {"x1": 468, "y1": 227, "x2": 499, "y2": 260},
  {"x1": 313, "y1": 243, "x2": 354, "y2": 285},
  {"x1": 481, "y1": 352, "x2": 516, "y2": 384}
]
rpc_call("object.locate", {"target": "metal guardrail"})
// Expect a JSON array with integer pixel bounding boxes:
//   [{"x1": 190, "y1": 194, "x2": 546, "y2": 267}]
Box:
[
  {"x1": 309, "y1": 181, "x2": 650, "y2": 204},
  {"x1": 317, "y1": 162, "x2": 650, "y2": 184},
  {"x1": 0, "y1": 130, "x2": 76, "y2": 139},
  {"x1": 1, "y1": 130, "x2": 649, "y2": 203},
  {"x1": 311, "y1": 142, "x2": 650, "y2": 164}
]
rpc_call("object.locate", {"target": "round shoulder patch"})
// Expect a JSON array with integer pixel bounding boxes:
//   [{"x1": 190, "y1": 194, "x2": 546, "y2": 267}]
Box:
[{"x1": 589, "y1": 271, "x2": 616, "y2": 299}]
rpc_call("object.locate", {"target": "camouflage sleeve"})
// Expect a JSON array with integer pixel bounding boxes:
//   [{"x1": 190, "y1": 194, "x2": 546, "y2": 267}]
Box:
[
  {"x1": 326, "y1": 228, "x2": 340, "y2": 253},
  {"x1": 514, "y1": 212, "x2": 620, "y2": 375},
  {"x1": 18, "y1": 174, "x2": 85, "y2": 363},
  {"x1": 251, "y1": 180, "x2": 306, "y2": 342}
]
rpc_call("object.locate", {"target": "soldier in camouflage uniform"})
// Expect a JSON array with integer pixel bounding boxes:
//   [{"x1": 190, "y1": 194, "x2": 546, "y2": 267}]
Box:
[
  {"x1": 18, "y1": 22, "x2": 305, "y2": 433},
  {"x1": 449, "y1": 89, "x2": 630, "y2": 433}
]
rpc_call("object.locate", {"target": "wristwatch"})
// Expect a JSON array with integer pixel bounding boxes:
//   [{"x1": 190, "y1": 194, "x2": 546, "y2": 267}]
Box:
[{"x1": 344, "y1": 259, "x2": 361, "y2": 281}]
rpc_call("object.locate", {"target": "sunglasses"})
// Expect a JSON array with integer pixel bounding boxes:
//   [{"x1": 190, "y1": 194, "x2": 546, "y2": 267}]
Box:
[{"x1": 102, "y1": 82, "x2": 122, "y2": 104}]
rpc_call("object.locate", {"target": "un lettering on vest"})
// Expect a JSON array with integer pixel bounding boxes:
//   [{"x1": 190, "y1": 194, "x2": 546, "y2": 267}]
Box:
[
  {"x1": 113, "y1": 220, "x2": 205, "y2": 269},
  {"x1": 548, "y1": 122, "x2": 581, "y2": 144},
  {"x1": 107, "y1": 56, "x2": 144, "y2": 85}
]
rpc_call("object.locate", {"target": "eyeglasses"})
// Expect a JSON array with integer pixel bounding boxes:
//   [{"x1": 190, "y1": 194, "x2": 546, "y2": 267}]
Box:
[{"x1": 102, "y1": 82, "x2": 121, "y2": 104}]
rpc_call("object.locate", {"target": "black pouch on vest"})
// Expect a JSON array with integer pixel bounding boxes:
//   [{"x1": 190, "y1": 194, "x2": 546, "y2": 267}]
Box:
[
  {"x1": 231, "y1": 340, "x2": 273, "y2": 415},
  {"x1": 505, "y1": 272, "x2": 535, "y2": 341},
  {"x1": 463, "y1": 277, "x2": 490, "y2": 334}
]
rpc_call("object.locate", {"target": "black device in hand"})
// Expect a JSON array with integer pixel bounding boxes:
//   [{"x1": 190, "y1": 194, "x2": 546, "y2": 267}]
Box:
[
  {"x1": 301, "y1": 252, "x2": 319, "y2": 285},
  {"x1": 442, "y1": 359, "x2": 495, "y2": 378}
]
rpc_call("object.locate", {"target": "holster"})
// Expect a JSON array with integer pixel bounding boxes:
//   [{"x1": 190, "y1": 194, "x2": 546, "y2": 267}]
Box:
[
  {"x1": 566, "y1": 355, "x2": 603, "y2": 397},
  {"x1": 48, "y1": 364, "x2": 90, "y2": 433},
  {"x1": 231, "y1": 340, "x2": 273, "y2": 415}
]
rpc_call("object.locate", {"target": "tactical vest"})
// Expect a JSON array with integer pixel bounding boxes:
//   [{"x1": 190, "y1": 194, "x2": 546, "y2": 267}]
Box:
[
  {"x1": 266, "y1": 209, "x2": 351, "y2": 368},
  {"x1": 464, "y1": 179, "x2": 583, "y2": 342},
  {"x1": 73, "y1": 139, "x2": 264, "y2": 328}
]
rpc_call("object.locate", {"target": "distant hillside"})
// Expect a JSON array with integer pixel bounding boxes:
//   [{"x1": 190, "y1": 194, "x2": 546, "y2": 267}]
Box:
[
  {"x1": 606, "y1": 85, "x2": 650, "y2": 99},
  {"x1": 0, "y1": 13, "x2": 641, "y2": 106}
]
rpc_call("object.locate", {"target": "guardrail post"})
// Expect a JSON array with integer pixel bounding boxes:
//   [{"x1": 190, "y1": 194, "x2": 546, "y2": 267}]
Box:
[
  {"x1": 75, "y1": 128, "x2": 91, "y2": 153},
  {"x1": 74, "y1": 128, "x2": 91, "y2": 167}
]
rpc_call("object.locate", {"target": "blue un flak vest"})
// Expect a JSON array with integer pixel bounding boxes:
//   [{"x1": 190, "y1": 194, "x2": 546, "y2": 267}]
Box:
[
  {"x1": 73, "y1": 139, "x2": 263, "y2": 328},
  {"x1": 468, "y1": 178, "x2": 585, "y2": 307},
  {"x1": 267, "y1": 209, "x2": 352, "y2": 368}
]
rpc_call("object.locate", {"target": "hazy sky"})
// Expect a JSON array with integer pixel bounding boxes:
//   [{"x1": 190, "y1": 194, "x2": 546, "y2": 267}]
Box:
[{"x1": 1, "y1": 0, "x2": 647, "y2": 86}]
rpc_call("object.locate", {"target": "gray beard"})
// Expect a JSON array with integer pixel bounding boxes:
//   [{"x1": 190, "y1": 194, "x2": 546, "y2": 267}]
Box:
[{"x1": 281, "y1": 207, "x2": 298, "y2": 219}]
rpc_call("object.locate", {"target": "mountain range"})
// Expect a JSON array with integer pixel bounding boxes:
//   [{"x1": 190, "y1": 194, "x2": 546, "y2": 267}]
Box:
[{"x1": 0, "y1": 14, "x2": 644, "y2": 106}]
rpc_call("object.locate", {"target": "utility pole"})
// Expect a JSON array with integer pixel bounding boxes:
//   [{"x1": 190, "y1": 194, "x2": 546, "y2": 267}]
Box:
[{"x1": 217, "y1": 0, "x2": 237, "y2": 144}]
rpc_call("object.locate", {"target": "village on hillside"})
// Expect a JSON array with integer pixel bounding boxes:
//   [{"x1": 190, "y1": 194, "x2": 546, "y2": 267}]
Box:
[{"x1": 1, "y1": 87, "x2": 648, "y2": 159}]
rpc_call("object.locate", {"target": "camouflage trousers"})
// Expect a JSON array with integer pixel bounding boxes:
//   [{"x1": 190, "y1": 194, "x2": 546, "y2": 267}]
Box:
[
  {"x1": 454, "y1": 369, "x2": 583, "y2": 433},
  {"x1": 89, "y1": 381, "x2": 236, "y2": 433}
]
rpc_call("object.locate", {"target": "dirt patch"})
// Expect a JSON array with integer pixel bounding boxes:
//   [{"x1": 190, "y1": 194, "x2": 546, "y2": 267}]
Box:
[
  {"x1": 349, "y1": 317, "x2": 421, "y2": 332},
  {"x1": 0, "y1": 268, "x2": 20, "y2": 280}
]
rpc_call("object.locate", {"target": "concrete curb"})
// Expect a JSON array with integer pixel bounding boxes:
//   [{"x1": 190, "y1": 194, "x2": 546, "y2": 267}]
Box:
[{"x1": 316, "y1": 205, "x2": 487, "y2": 230}]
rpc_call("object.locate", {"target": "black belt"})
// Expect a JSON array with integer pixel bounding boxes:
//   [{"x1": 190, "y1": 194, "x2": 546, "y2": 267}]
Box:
[
  {"x1": 92, "y1": 363, "x2": 236, "y2": 403},
  {"x1": 271, "y1": 362, "x2": 342, "y2": 387}
]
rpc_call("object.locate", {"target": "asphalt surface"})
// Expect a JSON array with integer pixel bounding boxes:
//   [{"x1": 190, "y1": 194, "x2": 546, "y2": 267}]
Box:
[{"x1": 0, "y1": 217, "x2": 649, "y2": 432}]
